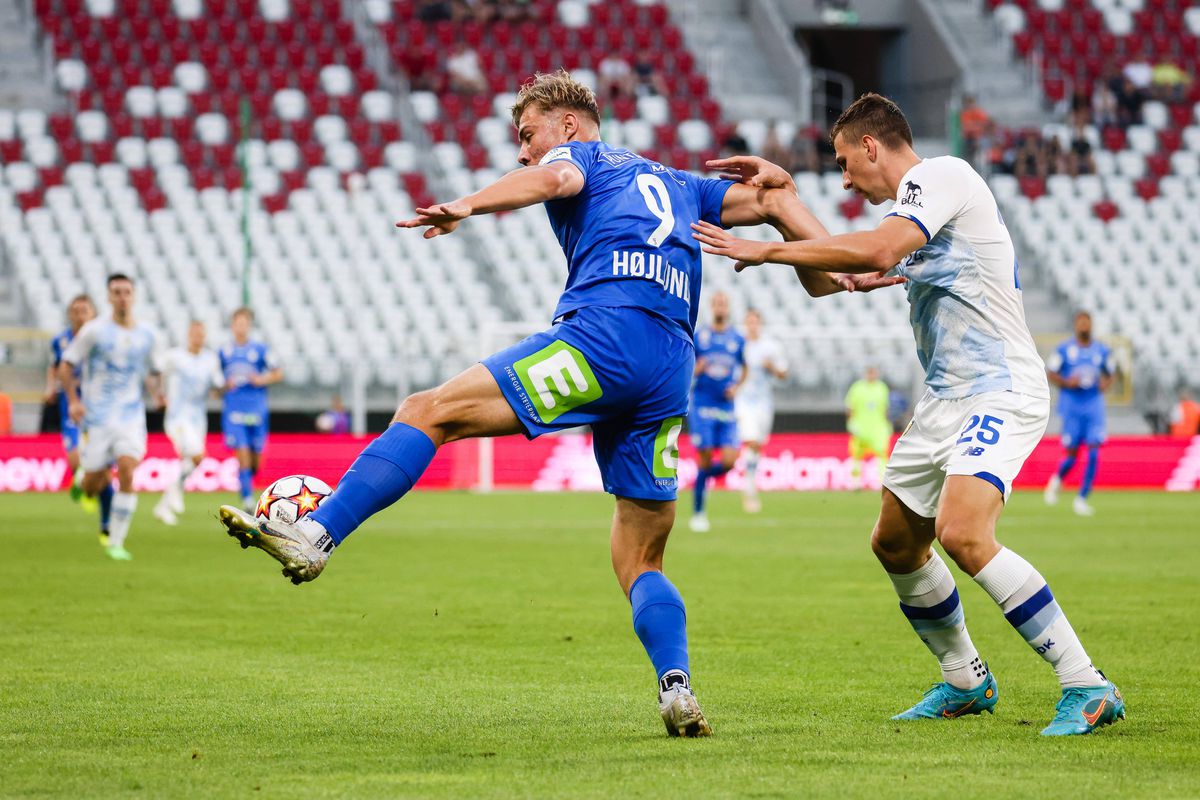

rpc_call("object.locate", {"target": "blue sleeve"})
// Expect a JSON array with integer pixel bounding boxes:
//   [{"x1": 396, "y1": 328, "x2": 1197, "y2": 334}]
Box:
[
  {"x1": 51, "y1": 336, "x2": 62, "y2": 366},
  {"x1": 539, "y1": 141, "x2": 598, "y2": 182},
  {"x1": 687, "y1": 174, "x2": 734, "y2": 227}
]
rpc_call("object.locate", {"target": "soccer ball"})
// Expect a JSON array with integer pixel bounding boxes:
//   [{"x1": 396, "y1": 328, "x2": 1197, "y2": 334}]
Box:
[{"x1": 255, "y1": 475, "x2": 333, "y2": 525}]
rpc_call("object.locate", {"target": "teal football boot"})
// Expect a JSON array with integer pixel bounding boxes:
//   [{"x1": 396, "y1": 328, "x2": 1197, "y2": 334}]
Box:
[
  {"x1": 1041, "y1": 676, "x2": 1125, "y2": 736},
  {"x1": 892, "y1": 670, "x2": 999, "y2": 720}
]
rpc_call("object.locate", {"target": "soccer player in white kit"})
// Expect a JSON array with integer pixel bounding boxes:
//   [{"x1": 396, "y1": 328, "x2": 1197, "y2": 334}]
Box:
[
  {"x1": 735, "y1": 309, "x2": 787, "y2": 513},
  {"x1": 154, "y1": 320, "x2": 223, "y2": 525},
  {"x1": 60, "y1": 274, "x2": 162, "y2": 561},
  {"x1": 693, "y1": 93, "x2": 1124, "y2": 736}
]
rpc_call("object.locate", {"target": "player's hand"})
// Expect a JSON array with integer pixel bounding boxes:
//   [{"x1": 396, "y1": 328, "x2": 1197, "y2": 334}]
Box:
[
  {"x1": 692, "y1": 221, "x2": 769, "y2": 271},
  {"x1": 396, "y1": 200, "x2": 472, "y2": 239},
  {"x1": 154, "y1": 394, "x2": 167, "y2": 410},
  {"x1": 705, "y1": 156, "x2": 796, "y2": 192},
  {"x1": 68, "y1": 399, "x2": 85, "y2": 424},
  {"x1": 724, "y1": 385, "x2": 738, "y2": 400},
  {"x1": 836, "y1": 271, "x2": 908, "y2": 293},
  {"x1": 249, "y1": 373, "x2": 266, "y2": 387}
]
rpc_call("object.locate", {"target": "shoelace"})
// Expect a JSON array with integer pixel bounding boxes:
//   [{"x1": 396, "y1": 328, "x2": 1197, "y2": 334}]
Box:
[{"x1": 1052, "y1": 687, "x2": 1091, "y2": 719}]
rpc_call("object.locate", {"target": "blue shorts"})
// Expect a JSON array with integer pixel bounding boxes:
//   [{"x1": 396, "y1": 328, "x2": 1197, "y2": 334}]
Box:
[
  {"x1": 223, "y1": 410, "x2": 268, "y2": 453},
  {"x1": 689, "y1": 407, "x2": 739, "y2": 450},
  {"x1": 61, "y1": 419, "x2": 80, "y2": 452},
  {"x1": 1061, "y1": 409, "x2": 1105, "y2": 448},
  {"x1": 482, "y1": 306, "x2": 693, "y2": 502}
]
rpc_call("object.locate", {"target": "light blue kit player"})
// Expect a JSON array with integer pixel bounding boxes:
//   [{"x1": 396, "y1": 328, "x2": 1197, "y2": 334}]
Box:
[
  {"x1": 688, "y1": 291, "x2": 745, "y2": 533},
  {"x1": 215, "y1": 71, "x2": 881, "y2": 737},
  {"x1": 1043, "y1": 311, "x2": 1114, "y2": 517},
  {"x1": 220, "y1": 307, "x2": 283, "y2": 512},
  {"x1": 46, "y1": 294, "x2": 97, "y2": 508}
]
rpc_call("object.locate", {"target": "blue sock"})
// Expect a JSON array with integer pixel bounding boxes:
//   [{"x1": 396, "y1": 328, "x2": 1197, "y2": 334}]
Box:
[
  {"x1": 1056, "y1": 452, "x2": 1077, "y2": 480},
  {"x1": 629, "y1": 571, "x2": 689, "y2": 679},
  {"x1": 693, "y1": 468, "x2": 709, "y2": 514},
  {"x1": 1080, "y1": 447, "x2": 1099, "y2": 498},
  {"x1": 309, "y1": 422, "x2": 436, "y2": 544},
  {"x1": 238, "y1": 467, "x2": 254, "y2": 500},
  {"x1": 98, "y1": 483, "x2": 114, "y2": 530}
]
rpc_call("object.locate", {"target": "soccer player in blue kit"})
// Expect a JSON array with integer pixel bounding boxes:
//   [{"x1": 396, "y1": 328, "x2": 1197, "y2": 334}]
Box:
[
  {"x1": 1043, "y1": 311, "x2": 1114, "y2": 517},
  {"x1": 220, "y1": 307, "x2": 283, "y2": 512},
  {"x1": 688, "y1": 291, "x2": 745, "y2": 533},
  {"x1": 216, "y1": 71, "x2": 897, "y2": 736},
  {"x1": 45, "y1": 294, "x2": 99, "y2": 511}
]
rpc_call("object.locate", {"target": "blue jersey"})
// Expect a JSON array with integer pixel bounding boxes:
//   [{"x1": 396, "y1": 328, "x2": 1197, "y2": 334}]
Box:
[
  {"x1": 692, "y1": 325, "x2": 745, "y2": 411},
  {"x1": 1047, "y1": 338, "x2": 1113, "y2": 416},
  {"x1": 220, "y1": 340, "x2": 275, "y2": 424},
  {"x1": 50, "y1": 327, "x2": 81, "y2": 416},
  {"x1": 539, "y1": 141, "x2": 732, "y2": 342}
]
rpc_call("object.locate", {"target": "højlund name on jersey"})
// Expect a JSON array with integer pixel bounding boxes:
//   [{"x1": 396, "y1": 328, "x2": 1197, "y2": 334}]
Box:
[{"x1": 611, "y1": 250, "x2": 690, "y2": 302}]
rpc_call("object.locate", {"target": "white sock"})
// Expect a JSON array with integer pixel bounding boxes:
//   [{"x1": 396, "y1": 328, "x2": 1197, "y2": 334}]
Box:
[
  {"x1": 108, "y1": 492, "x2": 138, "y2": 548},
  {"x1": 743, "y1": 452, "x2": 759, "y2": 497},
  {"x1": 973, "y1": 547, "x2": 1105, "y2": 688},
  {"x1": 888, "y1": 550, "x2": 986, "y2": 690}
]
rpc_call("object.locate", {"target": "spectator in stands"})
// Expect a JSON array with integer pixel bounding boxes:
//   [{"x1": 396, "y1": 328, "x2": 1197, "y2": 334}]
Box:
[
  {"x1": 759, "y1": 122, "x2": 792, "y2": 172},
  {"x1": 1065, "y1": 132, "x2": 1096, "y2": 177},
  {"x1": 416, "y1": 0, "x2": 453, "y2": 22},
  {"x1": 632, "y1": 57, "x2": 669, "y2": 98},
  {"x1": 446, "y1": 42, "x2": 487, "y2": 94},
  {"x1": 959, "y1": 95, "x2": 990, "y2": 164},
  {"x1": 1115, "y1": 75, "x2": 1145, "y2": 127},
  {"x1": 1123, "y1": 51, "x2": 1154, "y2": 93},
  {"x1": 1151, "y1": 60, "x2": 1192, "y2": 105},
  {"x1": 316, "y1": 395, "x2": 351, "y2": 435},
  {"x1": 720, "y1": 129, "x2": 750, "y2": 156},
  {"x1": 789, "y1": 126, "x2": 820, "y2": 173},
  {"x1": 1169, "y1": 389, "x2": 1200, "y2": 438},
  {"x1": 1011, "y1": 131, "x2": 1047, "y2": 179},
  {"x1": 598, "y1": 54, "x2": 635, "y2": 100},
  {"x1": 1093, "y1": 63, "x2": 1120, "y2": 128},
  {"x1": 492, "y1": 0, "x2": 536, "y2": 22}
]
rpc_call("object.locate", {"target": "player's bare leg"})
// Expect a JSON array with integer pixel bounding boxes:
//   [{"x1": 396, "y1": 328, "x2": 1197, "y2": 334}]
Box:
[
  {"x1": 612, "y1": 497, "x2": 712, "y2": 737},
  {"x1": 218, "y1": 364, "x2": 523, "y2": 583},
  {"x1": 83, "y1": 455, "x2": 138, "y2": 560},
  {"x1": 690, "y1": 444, "x2": 737, "y2": 532}
]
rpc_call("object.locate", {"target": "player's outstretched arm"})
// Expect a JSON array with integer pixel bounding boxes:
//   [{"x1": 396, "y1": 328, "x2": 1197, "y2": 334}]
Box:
[
  {"x1": 396, "y1": 161, "x2": 584, "y2": 239},
  {"x1": 693, "y1": 214, "x2": 926, "y2": 276},
  {"x1": 716, "y1": 183, "x2": 905, "y2": 296}
]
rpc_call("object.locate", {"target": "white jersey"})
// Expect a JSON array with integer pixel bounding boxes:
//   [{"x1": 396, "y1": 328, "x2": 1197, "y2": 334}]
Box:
[
  {"x1": 62, "y1": 317, "x2": 161, "y2": 429},
  {"x1": 738, "y1": 336, "x2": 787, "y2": 409},
  {"x1": 887, "y1": 156, "x2": 1049, "y2": 400},
  {"x1": 162, "y1": 347, "x2": 222, "y2": 428}
]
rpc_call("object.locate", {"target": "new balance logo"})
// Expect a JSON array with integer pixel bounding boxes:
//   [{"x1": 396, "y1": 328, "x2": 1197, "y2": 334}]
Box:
[
  {"x1": 1035, "y1": 638, "x2": 1056, "y2": 654},
  {"x1": 961, "y1": 446, "x2": 985, "y2": 456}
]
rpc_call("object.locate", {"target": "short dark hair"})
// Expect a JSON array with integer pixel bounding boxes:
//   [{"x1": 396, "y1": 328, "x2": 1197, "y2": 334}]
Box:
[
  {"x1": 830, "y1": 92, "x2": 913, "y2": 150},
  {"x1": 232, "y1": 306, "x2": 254, "y2": 322},
  {"x1": 107, "y1": 273, "x2": 134, "y2": 286},
  {"x1": 69, "y1": 293, "x2": 94, "y2": 308}
]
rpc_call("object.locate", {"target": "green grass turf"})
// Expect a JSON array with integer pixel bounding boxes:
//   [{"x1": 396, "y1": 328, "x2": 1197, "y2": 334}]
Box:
[{"x1": 1, "y1": 489, "x2": 1197, "y2": 799}]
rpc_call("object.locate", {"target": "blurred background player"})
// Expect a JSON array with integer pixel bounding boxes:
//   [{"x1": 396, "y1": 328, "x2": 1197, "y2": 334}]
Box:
[
  {"x1": 45, "y1": 294, "x2": 97, "y2": 511},
  {"x1": 689, "y1": 291, "x2": 746, "y2": 532},
  {"x1": 845, "y1": 366, "x2": 891, "y2": 489},
  {"x1": 1044, "y1": 311, "x2": 1114, "y2": 516},
  {"x1": 219, "y1": 308, "x2": 282, "y2": 512},
  {"x1": 1169, "y1": 389, "x2": 1200, "y2": 438},
  {"x1": 59, "y1": 274, "x2": 161, "y2": 561},
  {"x1": 735, "y1": 308, "x2": 787, "y2": 512},
  {"x1": 155, "y1": 320, "x2": 223, "y2": 525}
]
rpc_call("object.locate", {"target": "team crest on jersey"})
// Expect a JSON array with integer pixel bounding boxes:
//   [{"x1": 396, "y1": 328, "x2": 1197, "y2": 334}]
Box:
[{"x1": 900, "y1": 180, "x2": 923, "y2": 207}]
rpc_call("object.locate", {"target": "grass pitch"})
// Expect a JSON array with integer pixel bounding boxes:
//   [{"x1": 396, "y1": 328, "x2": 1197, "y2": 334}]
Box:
[{"x1": 1, "y1": 489, "x2": 1197, "y2": 799}]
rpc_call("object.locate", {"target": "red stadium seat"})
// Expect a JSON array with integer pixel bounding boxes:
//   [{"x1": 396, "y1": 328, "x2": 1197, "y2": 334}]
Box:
[
  {"x1": 1018, "y1": 175, "x2": 1045, "y2": 199},
  {"x1": 1146, "y1": 152, "x2": 1170, "y2": 178},
  {"x1": 90, "y1": 140, "x2": 114, "y2": 164},
  {"x1": 1134, "y1": 177, "x2": 1159, "y2": 200},
  {"x1": 1101, "y1": 126, "x2": 1126, "y2": 151}
]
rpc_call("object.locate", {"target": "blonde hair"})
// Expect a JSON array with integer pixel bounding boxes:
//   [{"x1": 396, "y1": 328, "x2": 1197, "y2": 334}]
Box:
[{"x1": 510, "y1": 69, "x2": 601, "y2": 128}]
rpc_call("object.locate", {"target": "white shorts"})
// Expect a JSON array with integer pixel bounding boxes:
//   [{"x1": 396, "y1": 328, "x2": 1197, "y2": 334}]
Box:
[
  {"x1": 736, "y1": 402, "x2": 774, "y2": 444},
  {"x1": 166, "y1": 418, "x2": 207, "y2": 459},
  {"x1": 883, "y1": 390, "x2": 1049, "y2": 518},
  {"x1": 80, "y1": 420, "x2": 148, "y2": 473}
]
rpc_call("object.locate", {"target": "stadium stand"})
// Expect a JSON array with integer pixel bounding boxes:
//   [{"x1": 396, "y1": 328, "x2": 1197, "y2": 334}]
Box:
[
  {"x1": 0, "y1": 0, "x2": 1192, "y2": 406},
  {"x1": 982, "y1": 0, "x2": 1200, "y2": 395}
]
